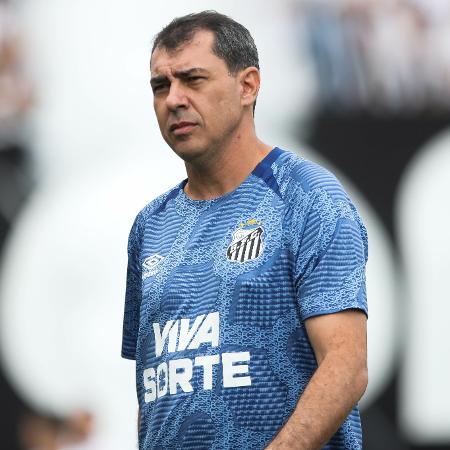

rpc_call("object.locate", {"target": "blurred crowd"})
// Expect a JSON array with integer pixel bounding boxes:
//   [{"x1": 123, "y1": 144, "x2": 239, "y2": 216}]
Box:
[
  {"x1": 0, "y1": 0, "x2": 32, "y2": 139},
  {"x1": 299, "y1": 0, "x2": 450, "y2": 113},
  {"x1": 1, "y1": 2, "x2": 94, "y2": 449},
  {"x1": 0, "y1": 0, "x2": 32, "y2": 233}
]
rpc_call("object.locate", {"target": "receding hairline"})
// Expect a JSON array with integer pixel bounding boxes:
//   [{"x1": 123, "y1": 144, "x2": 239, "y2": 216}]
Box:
[{"x1": 150, "y1": 28, "x2": 219, "y2": 69}]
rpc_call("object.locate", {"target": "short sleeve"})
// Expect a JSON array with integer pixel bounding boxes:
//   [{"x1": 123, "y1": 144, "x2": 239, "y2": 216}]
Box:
[
  {"x1": 293, "y1": 187, "x2": 368, "y2": 323},
  {"x1": 121, "y1": 213, "x2": 143, "y2": 360}
]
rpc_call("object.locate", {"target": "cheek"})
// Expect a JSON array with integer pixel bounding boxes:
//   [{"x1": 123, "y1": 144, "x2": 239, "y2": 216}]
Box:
[
  {"x1": 215, "y1": 97, "x2": 241, "y2": 125},
  {"x1": 219, "y1": 86, "x2": 242, "y2": 112},
  {"x1": 154, "y1": 104, "x2": 167, "y2": 129}
]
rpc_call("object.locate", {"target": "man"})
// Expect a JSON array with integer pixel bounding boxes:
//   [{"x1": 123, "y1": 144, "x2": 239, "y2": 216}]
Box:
[{"x1": 122, "y1": 10, "x2": 368, "y2": 450}]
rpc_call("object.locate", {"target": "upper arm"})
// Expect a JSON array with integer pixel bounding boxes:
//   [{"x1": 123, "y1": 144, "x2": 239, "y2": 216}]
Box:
[
  {"x1": 290, "y1": 172, "x2": 368, "y2": 323},
  {"x1": 290, "y1": 169, "x2": 369, "y2": 367},
  {"x1": 304, "y1": 309, "x2": 367, "y2": 366}
]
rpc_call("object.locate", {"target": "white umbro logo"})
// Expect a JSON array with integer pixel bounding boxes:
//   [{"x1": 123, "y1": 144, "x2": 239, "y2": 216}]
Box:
[{"x1": 142, "y1": 254, "x2": 164, "y2": 280}]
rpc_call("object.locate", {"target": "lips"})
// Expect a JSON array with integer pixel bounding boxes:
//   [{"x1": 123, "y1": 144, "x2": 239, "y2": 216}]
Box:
[{"x1": 169, "y1": 121, "x2": 198, "y2": 135}]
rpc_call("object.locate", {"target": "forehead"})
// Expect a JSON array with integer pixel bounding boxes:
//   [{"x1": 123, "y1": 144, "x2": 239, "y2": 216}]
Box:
[{"x1": 150, "y1": 30, "x2": 224, "y2": 76}]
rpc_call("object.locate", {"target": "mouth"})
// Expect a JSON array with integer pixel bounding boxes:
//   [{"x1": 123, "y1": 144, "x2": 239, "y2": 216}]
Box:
[{"x1": 169, "y1": 121, "x2": 198, "y2": 136}]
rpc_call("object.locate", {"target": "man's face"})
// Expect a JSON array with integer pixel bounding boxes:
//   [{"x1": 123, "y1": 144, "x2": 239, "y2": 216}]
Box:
[{"x1": 150, "y1": 30, "x2": 244, "y2": 163}]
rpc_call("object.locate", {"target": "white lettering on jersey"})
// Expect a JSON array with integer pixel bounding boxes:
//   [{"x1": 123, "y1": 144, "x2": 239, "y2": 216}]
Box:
[
  {"x1": 156, "y1": 362, "x2": 168, "y2": 398},
  {"x1": 194, "y1": 354, "x2": 220, "y2": 390},
  {"x1": 222, "y1": 352, "x2": 252, "y2": 388},
  {"x1": 188, "y1": 312, "x2": 219, "y2": 350},
  {"x1": 153, "y1": 320, "x2": 174, "y2": 357},
  {"x1": 153, "y1": 312, "x2": 220, "y2": 356},
  {"x1": 169, "y1": 358, "x2": 194, "y2": 395},
  {"x1": 168, "y1": 320, "x2": 179, "y2": 354},
  {"x1": 143, "y1": 353, "x2": 253, "y2": 403},
  {"x1": 177, "y1": 314, "x2": 205, "y2": 352},
  {"x1": 143, "y1": 312, "x2": 252, "y2": 403},
  {"x1": 143, "y1": 368, "x2": 156, "y2": 403}
]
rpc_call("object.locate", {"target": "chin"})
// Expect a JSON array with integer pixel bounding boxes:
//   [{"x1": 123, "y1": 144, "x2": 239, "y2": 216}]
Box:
[{"x1": 171, "y1": 142, "x2": 207, "y2": 163}]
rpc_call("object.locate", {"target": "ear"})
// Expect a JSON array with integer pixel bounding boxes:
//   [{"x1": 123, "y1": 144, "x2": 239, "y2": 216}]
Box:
[{"x1": 239, "y1": 67, "x2": 260, "y2": 109}]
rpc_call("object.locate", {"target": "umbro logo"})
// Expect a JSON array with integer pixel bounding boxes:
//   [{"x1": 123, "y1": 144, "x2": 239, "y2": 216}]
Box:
[
  {"x1": 226, "y1": 219, "x2": 264, "y2": 263},
  {"x1": 142, "y1": 254, "x2": 164, "y2": 280}
]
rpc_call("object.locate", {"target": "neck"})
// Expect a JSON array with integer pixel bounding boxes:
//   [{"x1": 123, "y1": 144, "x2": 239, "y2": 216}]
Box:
[{"x1": 183, "y1": 123, "x2": 272, "y2": 200}]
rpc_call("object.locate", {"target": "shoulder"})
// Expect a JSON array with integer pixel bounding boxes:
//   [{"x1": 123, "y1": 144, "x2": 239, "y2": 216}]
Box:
[
  {"x1": 274, "y1": 148, "x2": 368, "y2": 255},
  {"x1": 273, "y1": 148, "x2": 349, "y2": 203}
]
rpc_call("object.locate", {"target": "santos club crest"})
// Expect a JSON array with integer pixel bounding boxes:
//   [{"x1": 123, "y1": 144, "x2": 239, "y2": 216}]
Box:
[{"x1": 226, "y1": 219, "x2": 264, "y2": 262}]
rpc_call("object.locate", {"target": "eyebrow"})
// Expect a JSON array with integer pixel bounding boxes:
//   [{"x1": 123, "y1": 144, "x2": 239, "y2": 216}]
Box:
[{"x1": 150, "y1": 67, "x2": 209, "y2": 88}]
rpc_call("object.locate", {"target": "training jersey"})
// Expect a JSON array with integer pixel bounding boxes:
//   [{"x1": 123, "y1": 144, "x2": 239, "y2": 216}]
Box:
[{"x1": 122, "y1": 147, "x2": 368, "y2": 450}]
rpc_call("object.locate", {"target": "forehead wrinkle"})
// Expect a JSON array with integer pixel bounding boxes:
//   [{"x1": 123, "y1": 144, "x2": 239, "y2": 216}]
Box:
[
  {"x1": 174, "y1": 67, "x2": 209, "y2": 77},
  {"x1": 151, "y1": 66, "x2": 209, "y2": 83}
]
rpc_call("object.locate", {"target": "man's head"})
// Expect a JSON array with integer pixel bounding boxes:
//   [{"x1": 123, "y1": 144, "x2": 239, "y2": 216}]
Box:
[
  {"x1": 150, "y1": 11, "x2": 261, "y2": 163},
  {"x1": 151, "y1": 11, "x2": 259, "y2": 79}
]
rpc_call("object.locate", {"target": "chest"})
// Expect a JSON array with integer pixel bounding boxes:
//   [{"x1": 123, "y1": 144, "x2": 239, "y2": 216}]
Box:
[{"x1": 139, "y1": 194, "x2": 291, "y2": 323}]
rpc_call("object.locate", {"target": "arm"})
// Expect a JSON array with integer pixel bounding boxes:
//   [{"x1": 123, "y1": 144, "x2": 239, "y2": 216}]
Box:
[{"x1": 266, "y1": 309, "x2": 368, "y2": 450}]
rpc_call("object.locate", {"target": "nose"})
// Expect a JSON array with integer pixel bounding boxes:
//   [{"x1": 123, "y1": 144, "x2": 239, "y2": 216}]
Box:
[{"x1": 165, "y1": 81, "x2": 188, "y2": 111}]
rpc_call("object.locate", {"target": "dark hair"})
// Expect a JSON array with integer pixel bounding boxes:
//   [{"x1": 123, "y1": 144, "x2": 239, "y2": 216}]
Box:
[{"x1": 151, "y1": 10, "x2": 259, "y2": 75}]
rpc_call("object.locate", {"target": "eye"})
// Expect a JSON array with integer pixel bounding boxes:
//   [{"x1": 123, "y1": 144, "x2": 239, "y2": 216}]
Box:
[
  {"x1": 188, "y1": 76, "x2": 204, "y2": 83},
  {"x1": 152, "y1": 84, "x2": 169, "y2": 94}
]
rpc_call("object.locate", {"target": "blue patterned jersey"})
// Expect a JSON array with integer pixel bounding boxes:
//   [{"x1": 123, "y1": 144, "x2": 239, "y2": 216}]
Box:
[{"x1": 122, "y1": 148, "x2": 368, "y2": 450}]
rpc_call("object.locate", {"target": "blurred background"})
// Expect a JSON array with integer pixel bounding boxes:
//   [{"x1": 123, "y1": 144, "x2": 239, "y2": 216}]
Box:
[{"x1": 0, "y1": 0, "x2": 449, "y2": 448}]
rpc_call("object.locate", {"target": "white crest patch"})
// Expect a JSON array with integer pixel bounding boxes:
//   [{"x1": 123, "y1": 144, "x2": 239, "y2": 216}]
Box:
[{"x1": 226, "y1": 219, "x2": 264, "y2": 263}]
